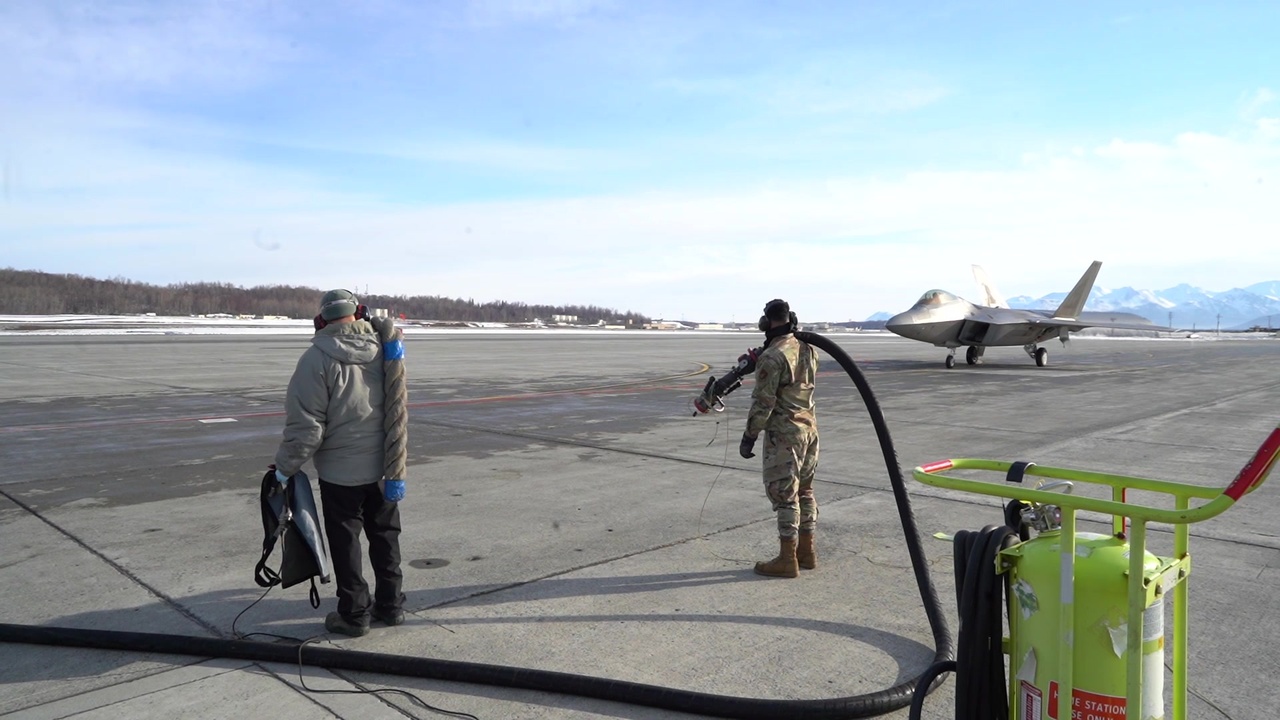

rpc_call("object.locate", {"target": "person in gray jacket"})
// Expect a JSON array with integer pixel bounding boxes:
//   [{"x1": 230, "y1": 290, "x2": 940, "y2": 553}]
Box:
[{"x1": 273, "y1": 289, "x2": 405, "y2": 637}]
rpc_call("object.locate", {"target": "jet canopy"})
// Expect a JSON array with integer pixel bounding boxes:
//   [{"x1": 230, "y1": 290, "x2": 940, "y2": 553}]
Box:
[{"x1": 915, "y1": 289, "x2": 959, "y2": 307}]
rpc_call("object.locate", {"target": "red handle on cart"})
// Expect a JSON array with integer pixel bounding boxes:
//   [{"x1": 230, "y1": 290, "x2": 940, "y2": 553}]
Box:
[{"x1": 1224, "y1": 425, "x2": 1280, "y2": 501}]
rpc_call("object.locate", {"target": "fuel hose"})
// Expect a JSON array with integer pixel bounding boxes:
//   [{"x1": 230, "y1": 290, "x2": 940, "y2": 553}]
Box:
[{"x1": 0, "y1": 331, "x2": 953, "y2": 719}]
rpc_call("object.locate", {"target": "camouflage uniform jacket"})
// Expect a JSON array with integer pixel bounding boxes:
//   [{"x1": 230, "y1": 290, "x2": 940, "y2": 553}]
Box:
[{"x1": 746, "y1": 333, "x2": 818, "y2": 441}]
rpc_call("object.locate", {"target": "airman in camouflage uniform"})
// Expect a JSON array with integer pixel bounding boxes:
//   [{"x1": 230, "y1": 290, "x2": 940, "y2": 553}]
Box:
[{"x1": 739, "y1": 299, "x2": 819, "y2": 579}]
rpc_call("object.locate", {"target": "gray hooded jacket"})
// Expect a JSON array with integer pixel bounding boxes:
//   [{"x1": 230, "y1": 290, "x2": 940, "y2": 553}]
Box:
[{"x1": 274, "y1": 320, "x2": 386, "y2": 486}]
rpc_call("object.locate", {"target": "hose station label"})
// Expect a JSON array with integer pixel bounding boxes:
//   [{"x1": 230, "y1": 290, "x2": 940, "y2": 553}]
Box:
[{"x1": 1048, "y1": 682, "x2": 1126, "y2": 720}]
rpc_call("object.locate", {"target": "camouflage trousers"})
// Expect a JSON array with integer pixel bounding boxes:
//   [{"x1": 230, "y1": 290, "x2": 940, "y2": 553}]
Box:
[{"x1": 761, "y1": 429, "x2": 819, "y2": 538}]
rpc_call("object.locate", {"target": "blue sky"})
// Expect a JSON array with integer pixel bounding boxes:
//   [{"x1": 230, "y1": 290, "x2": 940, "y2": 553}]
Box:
[{"x1": 2, "y1": 1, "x2": 1278, "y2": 322}]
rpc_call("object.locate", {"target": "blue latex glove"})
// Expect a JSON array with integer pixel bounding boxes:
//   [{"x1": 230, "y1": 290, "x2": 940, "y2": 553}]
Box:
[
  {"x1": 384, "y1": 479, "x2": 406, "y2": 502},
  {"x1": 275, "y1": 469, "x2": 291, "y2": 487}
]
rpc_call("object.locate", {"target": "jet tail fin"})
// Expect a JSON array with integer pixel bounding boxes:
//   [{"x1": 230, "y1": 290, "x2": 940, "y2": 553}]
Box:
[
  {"x1": 1052, "y1": 261, "x2": 1103, "y2": 319},
  {"x1": 971, "y1": 265, "x2": 1009, "y2": 308}
]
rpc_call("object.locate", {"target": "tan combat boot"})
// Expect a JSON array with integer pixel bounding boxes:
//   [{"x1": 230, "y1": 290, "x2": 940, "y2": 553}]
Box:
[
  {"x1": 754, "y1": 537, "x2": 799, "y2": 578},
  {"x1": 796, "y1": 531, "x2": 817, "y2": 570}
]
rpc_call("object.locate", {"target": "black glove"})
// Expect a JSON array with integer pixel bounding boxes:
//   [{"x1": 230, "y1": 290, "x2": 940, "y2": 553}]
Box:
[{"x1": 739, "y1": 431, "x2": 757, "y2": 459}]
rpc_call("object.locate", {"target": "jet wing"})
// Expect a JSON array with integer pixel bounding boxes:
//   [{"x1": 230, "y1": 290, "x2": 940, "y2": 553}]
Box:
[
  {"x1": 969, "y1": 313, "x2": 1167, "y2": 347},
  {"x1": 1026, "y1": 316, "x2": 1169, "y2": 333}
]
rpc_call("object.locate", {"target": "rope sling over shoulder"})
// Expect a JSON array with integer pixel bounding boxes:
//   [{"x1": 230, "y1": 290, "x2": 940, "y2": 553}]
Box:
[{"x1": 254, "y1": 315, "x2": 409, "y2": 606}]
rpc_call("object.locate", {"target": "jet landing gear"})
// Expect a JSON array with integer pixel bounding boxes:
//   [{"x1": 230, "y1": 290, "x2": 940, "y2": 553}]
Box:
[
  {"x1": 945, "y1": 346, "x2": 986, "y2": 368},
  {"x1": 1024, "y1": 343, "x2": 1049, "y2": 367}
]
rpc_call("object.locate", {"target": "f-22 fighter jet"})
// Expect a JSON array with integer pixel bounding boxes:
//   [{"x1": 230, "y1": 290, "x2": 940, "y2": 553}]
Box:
[{"x1": 885, "y1": 261, "x2": 1163, "y2": 368}]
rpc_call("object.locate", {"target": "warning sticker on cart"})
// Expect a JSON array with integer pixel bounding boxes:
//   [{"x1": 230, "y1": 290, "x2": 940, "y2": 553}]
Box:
[
  {"x1": 1048, "y1": 682, "x2": 1127, "y2": 720},
  {"x1": 1019, "y1": 681, "x2": 1043, "y2": 719}
]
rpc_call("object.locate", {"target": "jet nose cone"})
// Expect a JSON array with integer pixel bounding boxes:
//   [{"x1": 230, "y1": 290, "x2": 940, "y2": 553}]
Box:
[
  {"x1": 885, "y1": 311, "x2": 915, "y2": 337},
  {"x1": 885, "y1": 308, "x2": 926, "y2": 338}
]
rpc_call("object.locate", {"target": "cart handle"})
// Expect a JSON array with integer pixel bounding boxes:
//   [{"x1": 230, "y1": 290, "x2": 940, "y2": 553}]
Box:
[
  {"x1": 1225, "y1": 425, "x2": 1280, "y2": 500},
  {"x1": 914, "y1": 425, "x2": 1280, "y2": 525}
]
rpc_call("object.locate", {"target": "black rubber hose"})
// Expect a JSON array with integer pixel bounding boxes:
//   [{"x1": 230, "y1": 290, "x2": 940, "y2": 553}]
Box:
[
  {"x1": 907, "y1": 660, "x2": 956, "y2": 720},
  {"x1": 910, "y1": 524, "x2": 1018, "y2": 720},
  {"x1": 958, "y1": 528, "x2": 1006, "y2": 719},
  {"x1": 793, "y1": 331, "x2": 956, "y2": 708},
  {"x1": 0, "y1": 331, "x2": 953, "y2": 720}
]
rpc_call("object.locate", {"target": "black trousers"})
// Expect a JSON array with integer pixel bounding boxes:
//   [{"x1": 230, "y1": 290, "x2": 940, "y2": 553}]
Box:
[{"x1": 318, "y1": 480, "x2": 404, "y2": 621}]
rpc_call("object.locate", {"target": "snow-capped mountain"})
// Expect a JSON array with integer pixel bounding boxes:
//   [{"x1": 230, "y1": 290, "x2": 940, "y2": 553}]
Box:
[
  {"x1": 1006, "y1": 282, "x2": 1280, "y2": 331},
  {"x1": 1244, "y1": 280, "x2": 1280, "y2": 300}
]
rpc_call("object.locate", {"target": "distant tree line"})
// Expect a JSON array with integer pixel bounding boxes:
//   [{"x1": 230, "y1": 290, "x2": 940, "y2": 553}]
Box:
[{"x1": 0, "y1": 268, "x2": 651, "y2": 325}]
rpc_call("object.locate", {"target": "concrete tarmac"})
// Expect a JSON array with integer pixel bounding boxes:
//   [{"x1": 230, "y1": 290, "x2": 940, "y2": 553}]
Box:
[{"x1": 0, "y1": 330, "x2": 1277, "y2": 719}]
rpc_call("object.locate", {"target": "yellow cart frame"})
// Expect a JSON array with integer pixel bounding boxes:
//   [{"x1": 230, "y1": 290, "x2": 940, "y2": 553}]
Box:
[{"x1": 913, "y1": 424, "x2": 1280, "y2": 720}]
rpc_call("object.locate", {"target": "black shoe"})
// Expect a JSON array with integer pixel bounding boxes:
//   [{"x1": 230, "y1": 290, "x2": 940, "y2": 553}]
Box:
[
  {"x1": 372, "y1": 606, "x2": 406, "y2": 626},
  {"x1": 324, "y1": 611, "x2": 370, "y2": 637}
]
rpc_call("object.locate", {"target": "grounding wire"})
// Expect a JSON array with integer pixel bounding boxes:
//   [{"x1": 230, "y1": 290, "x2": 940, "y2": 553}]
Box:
[
  {"x1": 229, "y1": 579, "x2": 478, "y2": 719},
  {"x1": 694, "y1": 416, "x2": 756, "y2": 565}
]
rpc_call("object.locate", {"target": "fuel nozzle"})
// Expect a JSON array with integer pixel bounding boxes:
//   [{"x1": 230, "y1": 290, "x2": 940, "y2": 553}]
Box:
[
  {"x1": 1019, "y1": 479, "x2": 1074, "y2": 534},
  {"x1": 692, "y1": 348, "x2": 762, "y2": 416}
]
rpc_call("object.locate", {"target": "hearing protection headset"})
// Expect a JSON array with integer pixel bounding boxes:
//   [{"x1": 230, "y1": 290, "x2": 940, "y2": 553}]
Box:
[
  {"x1": 757, "y1": 298, "x2": 798, "y2": 334},
  {"x1": 312, "y1": 291, "x2": 370, "y2": 331}
]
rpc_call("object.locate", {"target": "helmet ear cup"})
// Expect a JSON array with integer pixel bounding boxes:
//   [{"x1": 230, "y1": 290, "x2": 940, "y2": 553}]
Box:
[
  {"x1": 757, "y1": 315, "x2": 770, "y2": 332},
  {"x1": 789, "y1": 311, "x2": 798, "y2": 332}
]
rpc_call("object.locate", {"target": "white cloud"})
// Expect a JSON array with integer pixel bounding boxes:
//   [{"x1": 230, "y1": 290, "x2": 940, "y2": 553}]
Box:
[
  {"x1": 10, "y1": 114, "x2": 1277, "y2": 322},
  {"x1": 1094, "y1": 139, "x2": 1171, "y2": 161},
  {"x1": 356, "y1": 137, "x2": 624, "y2": 175},
  {"x1": 463, "y1": 0, "x2": 616, "y2": 27},
  {"x1": 3, "y1": 4, "x2": 1277, "y2": 322},
  {"x1": 1241, "y1": 87, "x2": 1276, "y2": 119},
  {"x1": 7, "y1": 111, "x2": 1279, "y2": 322},
  {"x1": 657, "y1": 64, "x2": 951, "y2": 119},
  {"x1": 1258, "y1": 118, "x2": 1280, "y2": 142},
  {"x1": 0, "y1": 1, "x2": 299, "y2": 99}
]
